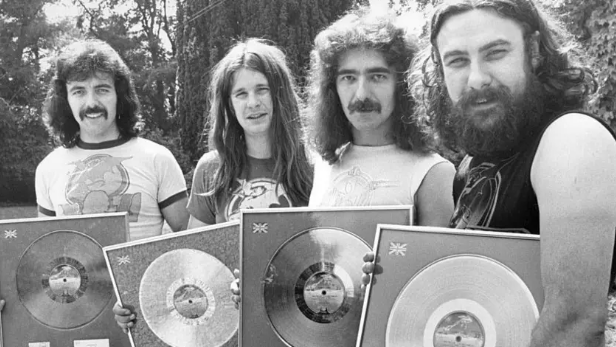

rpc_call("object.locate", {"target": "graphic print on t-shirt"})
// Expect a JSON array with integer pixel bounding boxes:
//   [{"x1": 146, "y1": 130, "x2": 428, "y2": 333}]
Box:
[
  {"x1": 224, "y1": 178, "x2": 291, "y2": 220},
  {"x1": 325, "y1": 166, "x2": 391, "y2": 206},
  {"x1": 60, "y1": 154, "x2": 141, "y2": 221},
  {"x1": 450, "y1": 161, "x2": 503, "y2": 229}
]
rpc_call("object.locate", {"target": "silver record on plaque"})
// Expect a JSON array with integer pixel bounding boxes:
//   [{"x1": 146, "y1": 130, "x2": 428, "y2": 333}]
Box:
[
  {"x1": 16, "y1": 230, "x2": 113, "y2": 329},
  {"x1": 386, "y1": 255, "x2": 539, "y2": 347},
  {"x1": 139, "y1": 248, "x2": 237, "y2": 347},
  {"x1": 263, "y1": 227, "x2": 369, "y2": 347}
]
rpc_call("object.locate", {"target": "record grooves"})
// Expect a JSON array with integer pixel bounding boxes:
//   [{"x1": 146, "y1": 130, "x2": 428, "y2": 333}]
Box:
[
  {"x1": 263, "y1": 227, "x2": 369, "y2": 347},
  {"x1": 386, "y1": 254, "x2": 538, "y2": 347},
  {"x1": 16, "y1": 230, "x2": 112, "y2": 330}
]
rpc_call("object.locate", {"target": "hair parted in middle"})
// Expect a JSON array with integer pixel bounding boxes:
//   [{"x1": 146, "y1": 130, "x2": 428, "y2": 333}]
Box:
[
  {"x1": 304, "y1": 7, "x2": 430, "y2": 164},
  {"x1": 206, "y1": 38, "x2": 313, "y2": 207},
  {"x1": 409, "y1": 0, "x2": 597, "y2": 153}
]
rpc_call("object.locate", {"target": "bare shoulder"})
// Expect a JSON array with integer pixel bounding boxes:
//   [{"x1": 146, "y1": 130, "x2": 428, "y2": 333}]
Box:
[
  {"x1": 425, "y1": 160, "x2": 456, "y2": 182},
  {"x1": 539, "y1": 113, "x2": 615, "y2": 153},
  {"x1": 533, "y1": 113, "x2": 616, "y2": 176},
  {"x1": 532, "y1": 112, "x2": 616, "y2": 206}
]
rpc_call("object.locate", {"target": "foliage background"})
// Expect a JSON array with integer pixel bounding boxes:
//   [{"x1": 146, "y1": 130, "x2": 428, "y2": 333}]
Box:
[{"x1": 0, "y1": 0, "x2": 614, "y2": 204}]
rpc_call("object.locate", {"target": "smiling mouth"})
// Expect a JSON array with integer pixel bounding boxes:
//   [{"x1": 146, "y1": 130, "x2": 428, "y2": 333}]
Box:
[
  {"x1": 247, "y1": 113, "x2": 266, "y2": 120},
  {"x1": 83, "y1": 112, "x2": 105, "y2": 119},
  {"x1": 470, "y1": 98, "x2": 498, "y2": 108}
]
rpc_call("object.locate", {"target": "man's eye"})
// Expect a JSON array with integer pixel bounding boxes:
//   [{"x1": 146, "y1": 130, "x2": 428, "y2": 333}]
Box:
[
  {"x1": 446, "y1": 57, "x2": 468, "y2": 67},
  {"x1": 257, "y1": 87, "x2": 270, "y2": 93},
  {"x1": 72, "y1": 90, "x2": 84, "y2": 96},
  {"x1": 372, "y1": 74, "x2": 387, "y2": 81},
  {"x1": 235, "y1": 92, "x2": 247, "y2": 98},
  {"x1": 487, "y1": 49, "x2": 507, "y2": 59},
  {"x1": 339, "y1": 75, "x2": 355, "y2": 82}
]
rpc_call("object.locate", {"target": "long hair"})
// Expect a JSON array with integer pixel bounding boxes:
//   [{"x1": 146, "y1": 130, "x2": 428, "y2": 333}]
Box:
[
  {"x1": 411, "y1": 0, "x2": 597, "y2": 153},
  {"x1": 43, "y1": 40, "x2": 140, "y2": 148},
  {"x1": 207, "y1": 38, "x2": 313, "y2": 206},
  {"x1": 305, "y1": 7, "x2": 429, "y2": 164}
]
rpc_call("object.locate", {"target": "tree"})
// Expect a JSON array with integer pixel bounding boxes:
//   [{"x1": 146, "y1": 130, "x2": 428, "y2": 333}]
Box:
[
  {"x1": 557, "y1": 0, "x2": 616, "y2": 130},
  {"x1": 0, "y1": 0, "x2": 72, "y2": 203}
]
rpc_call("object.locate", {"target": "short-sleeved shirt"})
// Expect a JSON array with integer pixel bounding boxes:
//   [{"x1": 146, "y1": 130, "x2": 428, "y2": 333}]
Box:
[
  {"x1": 187, "y1": 151, "x2": 308, "y2": 224},
  {"x1": 309, "y1": 144, "x2": 451, "y2": 208},
  {"x1": 35, "y1": 137, "x2": 187, "y2": 241}
]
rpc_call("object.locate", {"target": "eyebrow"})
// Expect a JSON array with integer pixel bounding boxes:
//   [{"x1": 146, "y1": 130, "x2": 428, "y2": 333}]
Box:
[
  {"x1": 67, "y1": 82, "x2": 114, "y2": 92},
  {"x1": 442, "y1": 39, "x2": 511, "y2": 61},
  {"x1": 231, "y1": 83, "x2": 269, "y2": 93},
  {"x1": 337, "y1": 67, "x2": 392, "y2": 76}
]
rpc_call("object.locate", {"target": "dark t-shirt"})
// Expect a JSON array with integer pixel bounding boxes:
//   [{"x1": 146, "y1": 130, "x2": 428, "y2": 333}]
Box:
[
  {"x1": 450, "y1": 111, "x2": 616, "y2": 285},
  {"x1": 187, "y1": 151, "x2": 308, "y2": 224}
]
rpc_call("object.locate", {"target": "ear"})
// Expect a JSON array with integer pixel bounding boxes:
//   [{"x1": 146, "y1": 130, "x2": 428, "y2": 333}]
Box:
[{"x1": 529, "y1": 31, "x2": 541, "y2": 70}]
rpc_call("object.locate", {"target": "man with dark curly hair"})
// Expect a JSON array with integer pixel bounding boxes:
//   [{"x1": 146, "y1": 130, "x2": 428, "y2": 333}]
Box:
[
  {"x1": 363, "y1": 0, "x2": 616, "y2": 345},
  {"x1": 35, "y1": 40, "x2": 189, "y2": 241},
  {"x1": 304, "y1": 7, "x2": 455, "y2": 227}
]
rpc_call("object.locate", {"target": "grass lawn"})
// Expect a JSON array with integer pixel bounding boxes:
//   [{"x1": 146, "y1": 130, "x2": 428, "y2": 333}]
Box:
[{"x1": 0, "y1": 205, "x2": 38, "y2": 220}]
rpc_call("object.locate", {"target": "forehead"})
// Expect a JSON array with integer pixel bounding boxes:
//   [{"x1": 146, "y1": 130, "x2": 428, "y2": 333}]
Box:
[
  {"x1": 231, "y1": 68, "x2": 268, "y2": 90},
  {"x1": 337, "y1": 48, "x2": 390, "y2": 72},
  {"x1": 66, "y1": 71, "x2": 115, "y2": 87},
  {"x1": 436, "y1": 9, "x2": 526, "y2": 55}
]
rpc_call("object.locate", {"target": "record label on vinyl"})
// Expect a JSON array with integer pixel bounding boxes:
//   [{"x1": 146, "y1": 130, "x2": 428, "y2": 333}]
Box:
[
  {"x1": 167, "y1": 278, "x2": 216, "y2": 325},
  {"x1": 295, "y1": 261, "x2": 353, "y2": 323},
  {"x1": 433, "y1": 311, "x2": 485, "y2": 347},
  {"x1": 43, "y1": 257, "x2": 88, "y2": 304}
]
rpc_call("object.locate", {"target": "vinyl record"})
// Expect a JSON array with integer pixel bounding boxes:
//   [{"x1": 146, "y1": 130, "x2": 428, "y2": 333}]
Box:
[
  {"x1": 263, "y1": 227, "x2": 369, "y2": 347},
  {"x1": 386, "y1": 255, "x2": 539, "y2": 347},
  {"x1": 16, "y1": 230, "x2": 113, "y2": 329},
  {"x1": 139, "y1": 248, "x2": 237, "y2": 347}
]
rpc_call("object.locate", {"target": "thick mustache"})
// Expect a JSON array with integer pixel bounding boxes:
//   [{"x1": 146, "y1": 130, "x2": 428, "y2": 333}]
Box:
[
  {"x1": 79, "y1": 106, "x2": 108, "y2": 120},
  {"x1": 348, "y1": 99, "x2": 382, "y2": 113}
]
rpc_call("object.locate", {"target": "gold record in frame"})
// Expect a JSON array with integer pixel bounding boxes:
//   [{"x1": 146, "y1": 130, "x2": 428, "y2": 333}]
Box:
[
  {"x1": 263, "y1": 228, "x2": 369, "y2": 347},
  {"x1": 16, "y1": 230, "x2": 113, "y2": 329},
  {"x1": 139, "y1": 248, "x2": 238, "y2": 347},
  {"x1": 386, "y1": 255, "x2": 539, "y2": 347}
]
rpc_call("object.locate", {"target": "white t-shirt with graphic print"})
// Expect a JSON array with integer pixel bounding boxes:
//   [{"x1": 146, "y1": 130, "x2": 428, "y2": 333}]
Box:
[
  {"x1": 35, "y1": 137, "x2": 187, "y2": 241},
  {"x1": 309, "y1": 144, "x2": 449, "y2": 208}
]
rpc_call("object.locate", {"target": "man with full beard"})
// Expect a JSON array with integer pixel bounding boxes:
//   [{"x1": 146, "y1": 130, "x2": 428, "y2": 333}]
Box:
[
  {"x1": 410, "y1": 0, "x2": 616, "y2": 345},
  {"x1": 34, "y1": 40, "x2": 189, "y2": 240}
]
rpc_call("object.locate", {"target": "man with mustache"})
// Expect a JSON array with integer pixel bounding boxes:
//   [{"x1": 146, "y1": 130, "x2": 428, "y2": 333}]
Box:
[
  {"x1": 34, "y1": 40, "x2": 189, "y2": 241},
  {"x1": 304, "y1": 7, "x2": 455, "y2": 226},
  {"x1": 403, "y1": 0, "x2": 616, "y2": 345}
]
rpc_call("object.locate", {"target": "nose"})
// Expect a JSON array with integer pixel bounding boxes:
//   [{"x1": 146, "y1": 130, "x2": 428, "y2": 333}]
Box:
[
  {"x1": 353, "y1": 76, "x2": 370, "y2": 101},
  {"x1": 467, "y1": 60, "x2": 492, "y2": 90},
  {"x1": 247, "y1": 92, "x2": 261, "y2": 108},
  {"x1": 85, "y1": 91, "x2": 99, "y2": 108}
]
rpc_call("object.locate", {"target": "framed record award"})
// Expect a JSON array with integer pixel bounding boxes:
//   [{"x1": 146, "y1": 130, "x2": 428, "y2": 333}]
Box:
[
  {"x1": 357, "y1": 225, "x2": 543, "y2": 347},
  {"x1": 103, "y1": 220, "x2": 240, "y2": 347},
  {"x1": 240, "y1": 206, "x2": 413, "y2": 347},
  {"x1": 0, "y1": 212, "x2": 130, "y2": 347}
]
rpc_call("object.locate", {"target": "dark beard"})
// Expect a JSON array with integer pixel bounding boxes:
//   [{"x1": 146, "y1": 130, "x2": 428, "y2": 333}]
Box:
[{"x1": 444, "y1": 75, "x2": 546, "y2": 158}]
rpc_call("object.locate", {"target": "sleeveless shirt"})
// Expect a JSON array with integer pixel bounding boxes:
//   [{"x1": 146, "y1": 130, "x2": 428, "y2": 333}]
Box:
[{"x1": 449, "y1": 112, "x2": 616, "y2": 286}]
